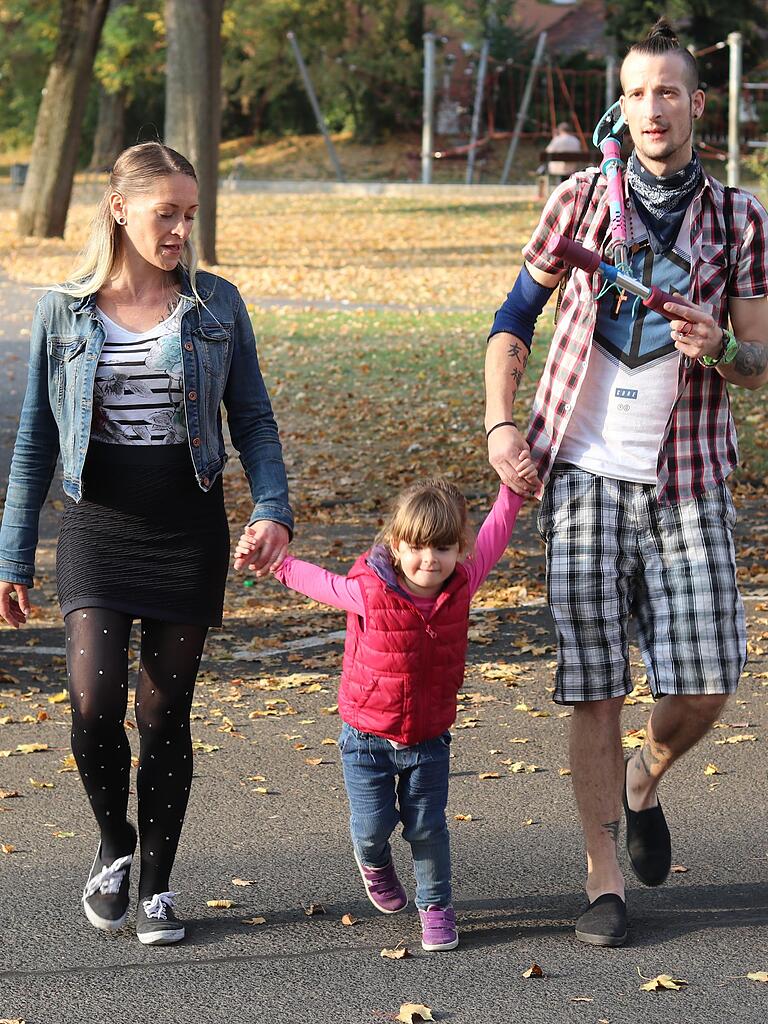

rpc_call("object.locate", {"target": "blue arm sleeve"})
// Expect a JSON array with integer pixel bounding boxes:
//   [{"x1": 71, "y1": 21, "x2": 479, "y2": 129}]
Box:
[{"x1": 487, "y1": 264, "x2": 556, "y2": 350}]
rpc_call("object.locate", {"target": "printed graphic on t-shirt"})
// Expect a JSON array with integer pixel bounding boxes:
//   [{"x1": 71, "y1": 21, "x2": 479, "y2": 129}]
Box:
[
  {"x1": 556, "y1": 207, "x2": 690, "y2": 483},
  {"x1": 593, "y1": 230, "x2": 690, "y2": 371},
  {"x1": 92, "y1": 303, "x2": 188, "y2": 445}
]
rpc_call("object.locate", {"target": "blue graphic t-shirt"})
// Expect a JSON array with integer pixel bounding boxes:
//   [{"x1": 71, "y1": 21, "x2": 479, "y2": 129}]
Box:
[{"x1": 557, "y1": 204, "x2": 692, "y2": 483}]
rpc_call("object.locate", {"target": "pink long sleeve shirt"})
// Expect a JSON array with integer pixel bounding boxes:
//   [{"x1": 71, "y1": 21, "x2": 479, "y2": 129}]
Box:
[{"x1": 272, "y1": 485, "x2": 525, "y2": 617}]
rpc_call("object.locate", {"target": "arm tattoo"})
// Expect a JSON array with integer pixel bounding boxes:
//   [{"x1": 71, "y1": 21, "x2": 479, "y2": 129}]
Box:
[
  {"x1": 507, "y1": 341, "x2": 522, "y2": 360},
  {"x1": 732, "y1": 341, "x2": 768, "y2": 378},
  {"x1": 602, "y1": 820, "x2": 619, "y2": 847},
  {"x1": 510, "y1": 367, "x2": 522, "y2": 385}
]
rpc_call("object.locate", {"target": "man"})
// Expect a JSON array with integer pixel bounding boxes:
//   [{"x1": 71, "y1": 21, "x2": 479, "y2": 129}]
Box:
[
  {"x1": 544, "y1": 121, "x2": 584, "y2": 181},
  {"x1": 484, "y1": 20, "x2": 768, "y2": 947}
]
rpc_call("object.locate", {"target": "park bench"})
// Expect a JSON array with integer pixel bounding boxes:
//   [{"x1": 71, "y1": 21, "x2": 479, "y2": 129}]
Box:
[{"x1": 539, "y1": 148, "x2": 597, "y2": 195}]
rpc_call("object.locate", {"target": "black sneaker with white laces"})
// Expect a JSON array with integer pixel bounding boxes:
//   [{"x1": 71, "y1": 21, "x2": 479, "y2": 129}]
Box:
[
  {"x1": 136, "y1": 892, "x2": 186, "y2": 945},
  {"x1": 82, "y1": 824, "x2": 137, "y2": 931}
]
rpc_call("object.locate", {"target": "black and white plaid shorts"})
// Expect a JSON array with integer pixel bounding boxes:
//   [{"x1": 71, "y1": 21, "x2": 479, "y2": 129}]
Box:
[{"x1": 537, "y1": 465, "x2": 746, "y2": 704}]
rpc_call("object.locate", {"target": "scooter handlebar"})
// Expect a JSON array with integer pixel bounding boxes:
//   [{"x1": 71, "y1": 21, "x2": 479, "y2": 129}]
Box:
[{"x1": 549, "y1": 233, "x2": 602, "y2": 274}]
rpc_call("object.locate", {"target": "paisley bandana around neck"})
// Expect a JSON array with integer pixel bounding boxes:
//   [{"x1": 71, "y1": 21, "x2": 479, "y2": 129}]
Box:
[{"x1": 626, "y1": 150, "x2": 702, "y2": 254}]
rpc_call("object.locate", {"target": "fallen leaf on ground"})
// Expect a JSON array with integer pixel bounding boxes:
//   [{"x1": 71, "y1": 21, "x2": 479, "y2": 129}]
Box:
[
  {"x1": 746, "y1": 971, "x2": 768, "y2": 982},
  {"x1": 522, "y1": 963, "x2": 544, "y2": 978},
  {"x1": 48, "y1": 690, "x2": 69, "y2": 704},
  {"x1": 1, "y1": 843, "x2": 15, "y2": 853},
  {"x1": 29, "y1": 778, "x2": 54, "y2": 789},
  {"x1": 341, "y1": 913, "x2": 357, "y2": 926},
  {"x1": 0, "y1": 790, "x2": 20, "y2": 799},
  {"x1": 714, "y1": 734, "x2": 757, "y2": 745},
  {"x1": 305, "y1": 757, "x2": 325, "y2": 766},
  {"x1": 478, "y1": 771, "x2": 500, "y2": 780},
  {"x1": 52, "y1": 830, "x2": 75, "y2": 838},
  {"x1": 639, "y1": 973, "x2": 688, "y2": 991},
  {"x1": 671, "y1": 864, "x2": 689, "y2": 873},
  {"x1": 191, "y1": 740, "x2": 219, "y2": 753},
  {"x1": 381, "y1": 943, "x2": 409, "y2": 959},
  {"x1": 232, "y1": 878, "x2": 256, "y2": 887},
  {"x1": 396, "y1": 1004, "x2": 433, "y2": 1023},
  {"x1": 704, "y1": 763, "x2": 720, "y2": 775},
  {"x1": 16, "y1": 743, "x2": 48, "y2": 754},
  {"x1": 242, "y1": 916, "x2": 267, "y2": 926},
  {"x1": 558, "y1": 768, "x2": 571, "y2": 776},
  {"x1": 207, "y1": 899, "x2": 235, "y2": 909},
  {"x1": 570, "y1": 997, "x2": 594, "y2": 1003},
  {"x1": 305, "y1": 902, "x2": 325, "y2": 916},
  {"x1": 454, "y1": 813, "x2": 473, "y2": 821},
  {"x1": 621, "y1": 730, "x2": 646, "y2": 750}
]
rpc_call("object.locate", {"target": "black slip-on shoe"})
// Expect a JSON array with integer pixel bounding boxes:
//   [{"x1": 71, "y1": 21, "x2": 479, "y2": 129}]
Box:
[
  {"x1": 623, "y1": 758, "x2": 671, "y2": 887},
  {"x1": 82, "y1": 823, "x2": 137, "y2": 931},
  {"x1": 575, "y1": 893, "x2": 627, "y2": 947}
]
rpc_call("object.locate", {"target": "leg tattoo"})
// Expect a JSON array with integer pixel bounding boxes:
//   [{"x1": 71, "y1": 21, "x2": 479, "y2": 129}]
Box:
[{"x1": 602, "y1": 820, "x2": 620, "y2": 848}]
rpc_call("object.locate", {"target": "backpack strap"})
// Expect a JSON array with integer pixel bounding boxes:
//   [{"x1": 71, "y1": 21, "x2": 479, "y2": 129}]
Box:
[
  {"x1": 723, "y1": 185, "x2": 733, "y2": 297},
  {"x1": 554, "y1": 170, "x2": 602, "y2": 325}
]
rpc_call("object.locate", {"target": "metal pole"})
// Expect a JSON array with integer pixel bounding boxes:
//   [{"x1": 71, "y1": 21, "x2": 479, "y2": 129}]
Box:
[
  {"x1": 286, "y1": 31, "x2": 346, "y2": 183},
  {"x1": 727, "y1": 31, "x2": 742, "y2": 187},
  {"x1": 421, "y1": 32, "x2": 436, "y2": 184},
  {"x1": 605, "y1": 53, "x2": 617, "y2": 108},
  {"x1": 466, "y1": 38, "x2": 490, "y2": 184},
  {"x1": 500, "y1": 31, "x2": 546, "y2": 185}
]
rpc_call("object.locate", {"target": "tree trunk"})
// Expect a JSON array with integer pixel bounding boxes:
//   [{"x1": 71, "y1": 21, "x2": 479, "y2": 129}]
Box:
[
  {"x1": 89, "y1": 86, "x2": 127, "y2": 170},
  {"x1": 17, "y1": 0, "x2": 110, "y2": 238},
  {"x1": 164, "y1": 0, "x2": 224, "y2": 264}
]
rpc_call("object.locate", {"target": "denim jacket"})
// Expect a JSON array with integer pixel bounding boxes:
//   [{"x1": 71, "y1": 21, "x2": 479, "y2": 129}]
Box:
[{"x1": 0, "y1": 269, "x2": 293, "y2": 587}]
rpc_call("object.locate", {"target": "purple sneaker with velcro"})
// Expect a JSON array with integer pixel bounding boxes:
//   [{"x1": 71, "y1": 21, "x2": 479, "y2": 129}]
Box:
[
  {"x1": 355, "y1": 854, "x2": 408, "y2": 914},
  {"x1": 419, "y1": 905, "x2": 459, "y2": 951}
]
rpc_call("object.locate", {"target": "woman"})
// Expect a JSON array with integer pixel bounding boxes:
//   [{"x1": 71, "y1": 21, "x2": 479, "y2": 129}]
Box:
[{"x1": 0, "y1": 143, "x2": 292, "y2": 946}]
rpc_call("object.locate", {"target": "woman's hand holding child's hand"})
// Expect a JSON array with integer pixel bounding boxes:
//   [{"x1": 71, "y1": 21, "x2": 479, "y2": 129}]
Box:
[{"x1": 233, "y1": 521, "x2": 290, "y2": 575}]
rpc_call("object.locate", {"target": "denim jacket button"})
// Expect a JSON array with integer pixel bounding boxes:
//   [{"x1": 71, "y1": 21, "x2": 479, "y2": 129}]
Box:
[
  {"x1": 184, "y1": 342, "x2": 193, "y2": 351},
  {"x1": 192, "y1": 437, "x2": 201, "y2": 447},
  {"x1": 188, "y1": 390, "x2": 197, "y2": 401}
]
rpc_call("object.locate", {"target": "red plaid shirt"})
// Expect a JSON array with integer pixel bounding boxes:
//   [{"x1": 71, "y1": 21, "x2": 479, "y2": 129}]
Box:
[{"x1": 523, "y1": 170, "x2": 768, "y2": 505}]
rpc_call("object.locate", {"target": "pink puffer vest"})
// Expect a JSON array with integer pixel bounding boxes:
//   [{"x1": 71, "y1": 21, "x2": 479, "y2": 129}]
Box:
[{"x1": 338, "y1": 553, "x2": 470, "y2": 745}]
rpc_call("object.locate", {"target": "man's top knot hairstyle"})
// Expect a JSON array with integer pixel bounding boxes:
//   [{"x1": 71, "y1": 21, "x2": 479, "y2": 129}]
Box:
[{"x1": 623, "y1": 17, "x2": 699, "y2": 93}]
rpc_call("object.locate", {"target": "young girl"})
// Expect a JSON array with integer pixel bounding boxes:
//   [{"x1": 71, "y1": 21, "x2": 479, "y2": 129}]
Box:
[{"x1": 235, "y1": 471, "x2": 533, "y2": 951}]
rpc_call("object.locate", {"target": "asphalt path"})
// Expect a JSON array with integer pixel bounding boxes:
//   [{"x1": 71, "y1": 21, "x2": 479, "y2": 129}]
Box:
[{"x1": 0, "y1": 275, "x2": 767, "y2": 1024}]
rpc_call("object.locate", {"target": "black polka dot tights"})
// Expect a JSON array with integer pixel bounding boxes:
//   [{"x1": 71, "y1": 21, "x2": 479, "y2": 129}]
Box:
[{"x1": 65, "y1": 609, "x2": 208, "y2": 899}]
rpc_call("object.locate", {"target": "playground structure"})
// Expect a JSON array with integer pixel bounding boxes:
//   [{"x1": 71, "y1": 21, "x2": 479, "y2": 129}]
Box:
[
  {"x1": 281, "y1": 25, "x2": 767, "y2": 188},
  {"x1": 420, "y1": 30, "x2": 766, "y2": 188}
]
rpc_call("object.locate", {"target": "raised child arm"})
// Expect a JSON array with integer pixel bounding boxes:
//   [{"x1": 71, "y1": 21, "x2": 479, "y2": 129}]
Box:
[{"x1": 464, "y1": 484, "x2": 526, "y2": 597}]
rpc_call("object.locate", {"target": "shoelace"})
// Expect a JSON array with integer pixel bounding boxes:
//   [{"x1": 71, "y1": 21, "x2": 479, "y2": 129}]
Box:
[
  {"x1": 83, "y1": 854, "x2": 133, "y2": 899},
  {"x1": 143, "y1": 891, "x2": 177, "y2": 920}
]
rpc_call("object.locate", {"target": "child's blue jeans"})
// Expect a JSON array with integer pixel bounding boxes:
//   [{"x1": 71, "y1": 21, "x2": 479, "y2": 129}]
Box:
[{"x1": 338, "y1": 721, "x2": 452, "y2": 910}]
